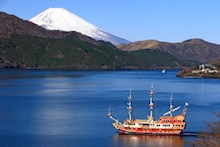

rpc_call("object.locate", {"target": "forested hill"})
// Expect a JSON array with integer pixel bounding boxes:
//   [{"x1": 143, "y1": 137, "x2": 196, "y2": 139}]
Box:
[
  {"x1": 0, "y1": 12, "x2": 188, "y2": 70},
  {"x1": 118, "y1": 39, "x2": 220, "y2": 64}
]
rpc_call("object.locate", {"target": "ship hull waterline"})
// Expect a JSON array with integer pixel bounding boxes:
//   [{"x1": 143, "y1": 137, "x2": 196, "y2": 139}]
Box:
[
  {"x1": 117, "y1": 129, "x2": 183, "y2": 135},
  {"x1": 107, "y1": 86, "x2": 189, "y2": 136}
]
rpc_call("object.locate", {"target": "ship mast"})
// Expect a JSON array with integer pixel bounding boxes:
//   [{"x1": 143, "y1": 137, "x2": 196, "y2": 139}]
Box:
[
  {"x1": 107, "y1": 106, "x2": 122, "y2": 125},
  {"x1": 127, "y1": 89, "x2": 132, "y2": 120},
  {"x1": 182, "y1": 102, "x2": 189, "y2": 116},
  {"x1": 163, "y1": 95, "x2": 181, "y2": 116},
  {"x1": 169, "y1": 95, "x2": 173, "y2": 117},
  {"x1": 148, "y1": 85, "x2": 154, "y2": 121}
]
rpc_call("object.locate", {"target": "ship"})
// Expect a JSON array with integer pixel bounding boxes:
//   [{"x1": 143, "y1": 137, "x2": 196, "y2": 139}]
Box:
[{"x1": 107, "y1": 86, "x2": 189, "y2": 135}]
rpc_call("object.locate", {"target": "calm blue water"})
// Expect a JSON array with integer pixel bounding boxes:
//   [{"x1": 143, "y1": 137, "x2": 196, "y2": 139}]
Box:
[{"x1": 0, "y1": 70, "x2": 219, "y2": 147}]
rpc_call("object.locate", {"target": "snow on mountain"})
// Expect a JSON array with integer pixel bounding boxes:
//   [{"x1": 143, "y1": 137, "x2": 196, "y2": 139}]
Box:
[{"x1": 30, "y1": 8, "x2": 129, "y2": 45}]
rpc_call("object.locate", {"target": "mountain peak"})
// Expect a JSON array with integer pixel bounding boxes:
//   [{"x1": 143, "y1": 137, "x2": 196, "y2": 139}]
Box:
[
  {"x1": 117, "y1": 40, "x2": 160, "y2": 51},
  {"x1": 182, "y1": 38, "x2": 205, "y2": 44},
  {"x1": 30, "y1": 7, "x2": 96, "y2": 32},
  {"x1": 30, "y1": 8, "x2": 129, "y2": 45}
]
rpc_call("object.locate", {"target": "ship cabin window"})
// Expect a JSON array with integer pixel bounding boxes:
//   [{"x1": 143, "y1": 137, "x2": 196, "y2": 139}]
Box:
[
  {"x1": 164, "y1": 120, "x2": 171, "y2": 123},
  {"x1": 163, "y1": 124, "x2": 171, "y2": 127},
  {"x1": 138, "y1": 128, "x2": 142, "y2": 131},
  {"x1": 143, "y1": 124, "x2": 149, "y2": 127},
  {"x1": 157, "y1": 124, "x2": 160, "y2": 127},
  {"x1": 176, "y1": 124, "x2": 183, "y2": 127}
]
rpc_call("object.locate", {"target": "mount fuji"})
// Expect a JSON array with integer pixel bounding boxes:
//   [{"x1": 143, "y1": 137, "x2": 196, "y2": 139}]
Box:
[{"x1": 30, "y1": 8, "x2": 129, "y2": 45}]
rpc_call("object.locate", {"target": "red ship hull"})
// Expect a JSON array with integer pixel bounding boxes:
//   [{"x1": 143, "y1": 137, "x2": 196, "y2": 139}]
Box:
[
  {"x1": 118, "y1": 128, "x2": 183, "y2": 135},
  {"x1": 108, "y1": 86, "x2": 189, "y2": 135}
]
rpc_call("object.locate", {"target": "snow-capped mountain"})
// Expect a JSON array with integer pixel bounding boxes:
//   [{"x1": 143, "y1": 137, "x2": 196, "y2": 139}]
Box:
[{"x1": 30, "y1": 8, "x2": 129, "y2": 45}]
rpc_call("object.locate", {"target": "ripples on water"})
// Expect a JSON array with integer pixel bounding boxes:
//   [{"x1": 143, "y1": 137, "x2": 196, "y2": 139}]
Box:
[{"x1": 0, "y1": 70, "x2": 219, "y2": 147}]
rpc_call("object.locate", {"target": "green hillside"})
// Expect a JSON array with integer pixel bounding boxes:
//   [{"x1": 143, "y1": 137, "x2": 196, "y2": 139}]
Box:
[
  {"x1": 0, "y1": 11, "x2": 189, "y2": 70},
  {"x1": 118, "y1": 39, "x2": 220, "y2": 64},
  {"x1": 0, "y1": 33, "x2": 187, "y2": 70}
]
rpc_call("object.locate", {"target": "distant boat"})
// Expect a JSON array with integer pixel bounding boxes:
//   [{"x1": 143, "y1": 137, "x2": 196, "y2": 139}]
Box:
[
  {"x1": 107, "y1": 86, "x2": 189, "y2": 135},
  {"x1": 162, "y1": 70, "x2": 166, "y2": 74}
]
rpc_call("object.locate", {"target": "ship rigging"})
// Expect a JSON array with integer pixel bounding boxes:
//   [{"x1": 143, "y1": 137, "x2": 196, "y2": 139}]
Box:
[{"x1": 107, "y1": 86, "x2": 189, "y2": 135}]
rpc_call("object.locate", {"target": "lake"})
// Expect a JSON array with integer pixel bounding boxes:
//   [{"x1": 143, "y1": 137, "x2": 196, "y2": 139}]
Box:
[{"x1": 0, "y1": 70, "x2": 219, "y2": 147}]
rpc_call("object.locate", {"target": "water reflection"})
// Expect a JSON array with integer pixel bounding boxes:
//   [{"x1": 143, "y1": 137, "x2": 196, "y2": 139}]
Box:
[
  {"x1": 112, "y1": 134, "x2": 185, "y2": 147},
  {"x1": 0, "y1": 70, "x2": 219, "y2": 146}
]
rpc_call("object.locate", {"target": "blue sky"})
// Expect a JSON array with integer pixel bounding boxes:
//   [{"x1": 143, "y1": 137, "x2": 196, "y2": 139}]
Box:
[{"x1": 1, "y1": 0, "x2": 220, "y2": 44}]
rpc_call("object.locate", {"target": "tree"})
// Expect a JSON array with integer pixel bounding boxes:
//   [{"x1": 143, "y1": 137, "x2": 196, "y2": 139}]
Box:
[{"x1": 191, "y1": 113, "x2": 220, "y2": 147}]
